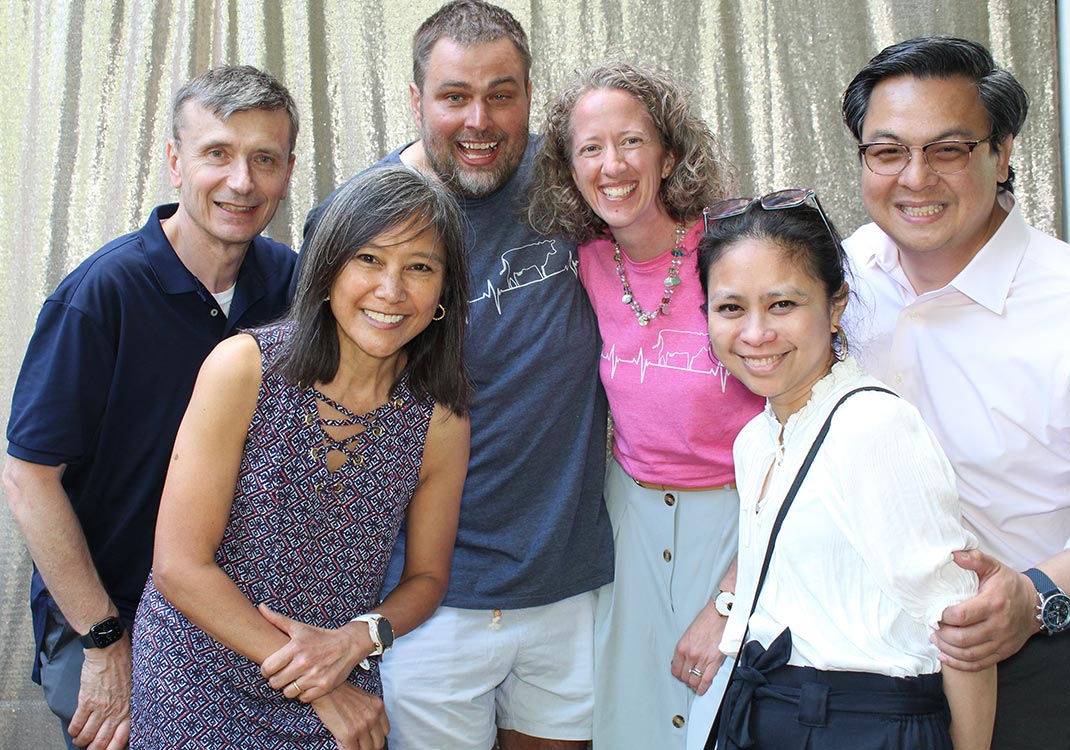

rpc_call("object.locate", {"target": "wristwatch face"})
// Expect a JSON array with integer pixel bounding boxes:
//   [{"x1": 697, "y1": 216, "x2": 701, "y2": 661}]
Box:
[
  {"x1": 378, "y1": 618, "x2": 394, "y2": 650},
  {"x1": 715, "y1": 591, "x2": 734, "y2": 617},
  {"x1": 86, "y1": 617, "x2": 124, "y2": 648},
  {"x1": 1042, "y1": 593, "x2": 1070, "y2": 633}
]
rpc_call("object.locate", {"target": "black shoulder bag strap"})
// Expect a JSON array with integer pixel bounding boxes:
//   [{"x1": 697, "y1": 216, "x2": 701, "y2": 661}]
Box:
[{"x1": 704, "y1": 386, "x2": 896, "y2": 749}]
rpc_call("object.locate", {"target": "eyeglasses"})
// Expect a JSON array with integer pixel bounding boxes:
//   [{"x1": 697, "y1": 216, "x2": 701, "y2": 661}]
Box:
[
  {"x1": 857, "y1": 136, "x2": 994, "y2": 176},
  {"x1": 702, "y1": 188, "x2": 837, "y2": 245}
]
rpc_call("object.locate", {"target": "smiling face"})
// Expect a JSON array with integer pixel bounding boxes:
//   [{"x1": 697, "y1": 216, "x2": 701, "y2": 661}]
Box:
[
  {"x1": 411, "y1": 37, "x2": 531, "y2": 198},
  {"x1": 329, "y1": 222, "x2": 446, "y2": 366},
  {"x1": 706, "y1": 237, "x2": 846, "y2": 423},
  {"x1": 166, "y1": 102, "x2": 294, "y2": 257},
  {"x1": 859, "y1": 75, "x2": 1011, "y2": 282},
  {"x1": 568, "y1": 88, "x2": 675, "y2": 238}
]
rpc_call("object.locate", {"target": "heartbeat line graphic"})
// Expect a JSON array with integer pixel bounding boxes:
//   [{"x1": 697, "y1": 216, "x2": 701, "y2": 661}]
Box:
[
  {"x1": 469, "y1": 239, "x2": 579, "y2": 314},
  {"x1": 603, "y1": 329, "x2": 732, "y2": 391}
]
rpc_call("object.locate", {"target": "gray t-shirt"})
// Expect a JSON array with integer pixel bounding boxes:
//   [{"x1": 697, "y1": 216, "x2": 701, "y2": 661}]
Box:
[{"x1": 299, "y1": 136, "x2": 612, "y2": 609}]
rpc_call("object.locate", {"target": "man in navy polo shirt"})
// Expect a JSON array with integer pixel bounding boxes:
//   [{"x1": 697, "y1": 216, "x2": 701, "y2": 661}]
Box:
[{"x1": 4, "y1": 65, "x2": 297, "y2": 750}]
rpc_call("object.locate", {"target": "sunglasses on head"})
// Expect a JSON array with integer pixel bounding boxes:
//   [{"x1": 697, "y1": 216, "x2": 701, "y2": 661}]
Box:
[{"x1": 702, "y1": 188, "x2": 837, "y2": 245}]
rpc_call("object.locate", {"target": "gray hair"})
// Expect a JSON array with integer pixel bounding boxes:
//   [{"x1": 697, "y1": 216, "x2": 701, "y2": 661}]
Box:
[
  {"x1": 172, "y1": 65, "x2": 299, "y2": 153},
  {"x1": 412, "y1": 0, "x2": 530, "y2": 90}
]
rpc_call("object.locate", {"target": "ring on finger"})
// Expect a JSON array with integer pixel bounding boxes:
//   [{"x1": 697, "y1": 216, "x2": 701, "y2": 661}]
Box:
[
  {"x1": 688, "y1": 666, "x2": 704, "y2": 678},
  {"x1": 289, "y1": 680, "x2": 303, "y2": 695}
]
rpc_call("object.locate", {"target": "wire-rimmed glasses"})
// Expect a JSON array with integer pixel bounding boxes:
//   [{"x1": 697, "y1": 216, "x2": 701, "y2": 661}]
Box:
[{"x1": 857, "y1": 136, "x2": 994, "y2": 176}]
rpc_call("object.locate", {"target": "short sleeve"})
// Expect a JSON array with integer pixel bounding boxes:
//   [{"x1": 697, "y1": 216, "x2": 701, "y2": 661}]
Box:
[
  {"x1": 7, "y1": 299, "x2": 117, "y2": 466},
  {"x1": 820, "y1": 391, "x2": 978, "y2": 627}
]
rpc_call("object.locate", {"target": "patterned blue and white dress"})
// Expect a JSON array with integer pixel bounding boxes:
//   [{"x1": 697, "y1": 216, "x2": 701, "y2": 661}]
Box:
[{"x1": 131, "y1": 323, "x2": 434, "y2": 749}]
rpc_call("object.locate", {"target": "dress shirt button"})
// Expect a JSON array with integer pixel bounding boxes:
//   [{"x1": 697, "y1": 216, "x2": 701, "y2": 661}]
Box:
[
  {"x1": 210, "y1": 308, "x2": 219, "y2": 317},
  {"x1": 672, "y1": 714, "x2": 685, "y2": 728},
  {"x1": 894, "y1": 374, "x2": 904, "y2": 385},
  {"x1": 909, "y1": 311, "x2": 919, "y2": 320},
  {"x1": 663, "y1": 549, "x2": 672, "y2": 562},
  {"x1": 664, "y1": 493, "x2": 676, "y2": 507}
]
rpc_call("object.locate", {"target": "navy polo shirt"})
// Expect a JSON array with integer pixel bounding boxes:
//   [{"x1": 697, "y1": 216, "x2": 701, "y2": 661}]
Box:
[{"x1": 7, "y1": 203, "x2": 295, "y2": 677}]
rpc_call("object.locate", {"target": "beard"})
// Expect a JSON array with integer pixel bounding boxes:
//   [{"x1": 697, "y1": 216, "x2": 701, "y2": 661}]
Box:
[{"x1": 420, "y1": 122, "x2": 529, "y2": 199}]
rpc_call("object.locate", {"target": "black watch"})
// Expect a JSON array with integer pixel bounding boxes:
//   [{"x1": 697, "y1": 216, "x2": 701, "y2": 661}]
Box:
[
  {"x1": 79, "y1": 616, "x2": 126, "y2": 649},
  {"x1": 1024, "y1": 568, "x2": 1070, "y2": 635}
]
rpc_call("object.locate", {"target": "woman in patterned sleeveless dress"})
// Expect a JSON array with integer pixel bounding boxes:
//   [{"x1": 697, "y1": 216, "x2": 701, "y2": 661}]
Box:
[{"x1": 131, "y1": 166, "x2": 472, "y2": 750}]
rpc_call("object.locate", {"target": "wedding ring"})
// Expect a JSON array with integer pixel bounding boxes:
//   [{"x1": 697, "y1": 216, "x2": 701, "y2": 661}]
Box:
[
  {"x1": 290, "y1": 680, "x2": 303, "y2": 695},
  {"x1": 688, "y1": 667, "x2": 704, "y2": 678}
]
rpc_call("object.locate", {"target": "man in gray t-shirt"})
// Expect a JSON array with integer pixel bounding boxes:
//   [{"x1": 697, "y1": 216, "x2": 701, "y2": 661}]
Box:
[{"x1": 294, "y1": 3, "x2": 611, "y2": 748}]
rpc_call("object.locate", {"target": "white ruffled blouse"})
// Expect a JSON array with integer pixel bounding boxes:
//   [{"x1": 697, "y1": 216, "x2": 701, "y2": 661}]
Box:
[{"x1": 719, "y1": 357, "x2": 978, "y2": 676}]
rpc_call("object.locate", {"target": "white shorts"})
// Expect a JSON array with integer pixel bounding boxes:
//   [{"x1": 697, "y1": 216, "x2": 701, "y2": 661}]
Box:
[{"x1": 381, "y1": 591, "x2": 597, "y2": 750}]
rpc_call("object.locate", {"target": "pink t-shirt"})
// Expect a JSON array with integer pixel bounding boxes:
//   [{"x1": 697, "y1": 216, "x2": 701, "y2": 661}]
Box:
[{"x1": 579, "y1": 222, "x2": 763, "y2": 487}]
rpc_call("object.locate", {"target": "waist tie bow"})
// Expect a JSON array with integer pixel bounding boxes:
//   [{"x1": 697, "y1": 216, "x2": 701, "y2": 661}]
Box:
[{"x1": 718, "y1": 628, "x2": 793, "y2": 749}]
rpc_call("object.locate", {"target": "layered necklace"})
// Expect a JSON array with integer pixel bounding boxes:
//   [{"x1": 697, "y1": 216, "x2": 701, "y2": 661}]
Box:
[{"x1": 614, "y1": 225, "x2": 687, "y2": 326}]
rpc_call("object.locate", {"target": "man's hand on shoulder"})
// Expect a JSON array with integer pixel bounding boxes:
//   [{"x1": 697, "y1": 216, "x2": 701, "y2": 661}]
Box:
[
  {"x1": 68, "y1": 633, "x2": 132, "y2": 750},
  {"x1": 933, "y1": 549, "x2": 1041, "y2": 671}
]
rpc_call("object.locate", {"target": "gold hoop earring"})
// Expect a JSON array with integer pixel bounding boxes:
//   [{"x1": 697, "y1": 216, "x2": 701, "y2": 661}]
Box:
[
  {"x1": 832, "y1": 325, "x2": 849, "y2": 361},
  {"x1": 432, "y1": 304, "x2": 446, "y2": 321}
]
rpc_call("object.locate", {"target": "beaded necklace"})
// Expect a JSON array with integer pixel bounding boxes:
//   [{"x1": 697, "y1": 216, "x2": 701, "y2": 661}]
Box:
[{"x1": 614, "y1": 225, "x2": 687, "y2": 326}]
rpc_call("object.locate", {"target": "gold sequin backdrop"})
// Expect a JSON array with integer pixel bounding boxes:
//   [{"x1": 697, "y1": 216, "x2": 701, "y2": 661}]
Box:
[{"x1": 0, "y1": 1, "x2": 1059, "y2": 744}]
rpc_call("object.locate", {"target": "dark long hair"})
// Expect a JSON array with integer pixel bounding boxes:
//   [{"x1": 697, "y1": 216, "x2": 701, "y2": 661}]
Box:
[{"x1": 279, "y1": 166, "x2": 471, "y2": 415}]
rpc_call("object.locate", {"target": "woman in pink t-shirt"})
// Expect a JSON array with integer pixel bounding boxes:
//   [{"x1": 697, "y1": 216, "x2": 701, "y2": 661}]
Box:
[{"x1": 529, "y1": 62, "x2": 764, "y2": 750}]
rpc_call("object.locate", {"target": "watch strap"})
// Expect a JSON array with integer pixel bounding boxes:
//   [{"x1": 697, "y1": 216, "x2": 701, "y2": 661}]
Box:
[
  {"x1": 1024, "y1": 567, "x2": 1060, "y2": 598},
  {"x1": 351, "y1": 614, "x2": 384, "y2": 655}
]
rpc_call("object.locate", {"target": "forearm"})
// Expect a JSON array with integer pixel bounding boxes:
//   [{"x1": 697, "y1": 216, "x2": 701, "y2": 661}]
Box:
[
  {"x1": 718, "y1": 556, "x2": 738, "y2": 593},
  {"x1": 3, "y1": 458, "x2": 115, "y2": 631},
  {"x1": 943, "y1": 664, "x2": 995, "y2": 750},
  {"x1": 154, "y1": 558, "x2": 288, "y2": 666},
  {"x1": 374, "y1": 569, "x2": 449, "y2": 639}
]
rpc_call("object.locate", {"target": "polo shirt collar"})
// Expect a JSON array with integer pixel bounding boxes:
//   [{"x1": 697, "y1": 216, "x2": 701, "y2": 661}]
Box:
[
  {"x1": 142, "y1": 203, "x2": 269, "y2": 320},
  {"x1": 144, "y1": 203, "x2": 201, "y2": 295}
]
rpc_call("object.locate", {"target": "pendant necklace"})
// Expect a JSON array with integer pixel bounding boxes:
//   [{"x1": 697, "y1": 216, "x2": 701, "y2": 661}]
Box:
[{"x1": 615, "y1": 225, "x2": 687, "y2": 326}]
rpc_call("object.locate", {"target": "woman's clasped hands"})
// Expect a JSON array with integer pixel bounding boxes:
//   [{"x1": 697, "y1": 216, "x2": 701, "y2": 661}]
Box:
[{"x1": 259, "y1": 604, "x2": 389, "y2": 749}]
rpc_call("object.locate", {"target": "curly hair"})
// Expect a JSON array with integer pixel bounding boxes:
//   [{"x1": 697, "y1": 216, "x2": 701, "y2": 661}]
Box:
[{"x1": 528, "y1": 62, "x2": 734, "y2": 243}]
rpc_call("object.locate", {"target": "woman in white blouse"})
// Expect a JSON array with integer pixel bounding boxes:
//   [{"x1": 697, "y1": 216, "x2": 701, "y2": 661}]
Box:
[{"x1": 696, "y1": 190, "x2": 995, "y2": 750}]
